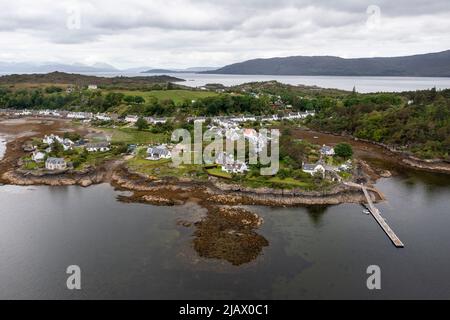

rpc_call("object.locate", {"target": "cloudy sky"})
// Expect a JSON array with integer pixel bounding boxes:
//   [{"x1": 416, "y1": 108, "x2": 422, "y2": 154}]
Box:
[{"x1": 0, "y1": 0, "x2": 449, "y2": 69}]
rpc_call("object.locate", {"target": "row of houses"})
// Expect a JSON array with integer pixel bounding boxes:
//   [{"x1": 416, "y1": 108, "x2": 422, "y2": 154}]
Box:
[
  {"x1": 302, "y1": 160, "x2": 352, "y2": 176},
  {"x1": 25, "y1": 133, "x2": 112, "y2": 171},
  {"x1": 215, "y1": 151, "x2": 248, "y2": 174},
  {"x1": 124, "y1": 115, "x2": 168, "y2": 125}
]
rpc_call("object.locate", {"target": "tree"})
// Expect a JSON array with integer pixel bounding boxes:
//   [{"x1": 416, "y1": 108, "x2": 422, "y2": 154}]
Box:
[
  {"x1": 49, "y1": 141, "x2": 64, "y2": 157},
  {"x1": 135, "y1": 117, "x2": 149, "y2": 131},
  {"x1": 334, "y1": 143, "x2": 353, "y2": 159}
]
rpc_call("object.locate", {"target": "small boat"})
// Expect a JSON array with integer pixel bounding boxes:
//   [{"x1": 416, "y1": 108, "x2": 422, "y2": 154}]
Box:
[{"x1": 363, "y1": 209, "x2": 370, "y2": 215}]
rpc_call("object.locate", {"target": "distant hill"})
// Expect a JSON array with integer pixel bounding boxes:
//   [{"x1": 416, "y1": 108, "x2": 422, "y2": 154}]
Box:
[
  {"x1": 205, "y1": 50, "x2": 450, "y2": 77},
  {"x1": 142, "y1": 67, "x2": 218, "y2": 74},
  {"x1": 0, "y1": 62, "x2": 119, "y2": 73},
  {"x1": 0, "y1": 71, "x2": 184, "y2": 89}
]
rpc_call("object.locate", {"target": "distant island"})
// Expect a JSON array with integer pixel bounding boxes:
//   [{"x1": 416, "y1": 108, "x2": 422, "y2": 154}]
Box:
[
  {"x1": 142, "y1": 67, "x2": 218, "y2": 74},
  {"x1": 203, "y1": 50, "x2": 450, "y2": 77},
  {"x1": 0, "y1": 71, "x2": 184, "y2": 89}
]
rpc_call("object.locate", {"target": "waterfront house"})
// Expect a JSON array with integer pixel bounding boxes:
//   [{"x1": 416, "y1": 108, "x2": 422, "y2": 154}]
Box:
[
  {"x1": 45, "y1": 157, "x2": 67, "y2": 170},
  {"x1": 215, "y1": 152, "x2": 234, "y2": 166},
  {"x1": 302, "y1": 163, "x2": 325, "y2": 175},
  {"x1": 320, "y1": 145, "x2": 335, "y2": 156},
  {"x1": 146, "y1": 145, "x2": 171, "y2": 160},
  {"x1": 43, "y1": 134, "x2": 74, "y2": 151},
  {"x1": 31, "y1": 151, "x2": 46, "y2": 162},
  {"x1": 222, "y1": 160, "x2": 248, "y2": 174},
  {"x1": 85, "y1": 142, "x2": 111, "y2": 152}
]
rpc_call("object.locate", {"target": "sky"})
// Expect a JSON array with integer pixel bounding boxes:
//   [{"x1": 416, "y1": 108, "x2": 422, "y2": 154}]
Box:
[{"x1": 0, "y1": 0, "x2": 449, "y2": 69}]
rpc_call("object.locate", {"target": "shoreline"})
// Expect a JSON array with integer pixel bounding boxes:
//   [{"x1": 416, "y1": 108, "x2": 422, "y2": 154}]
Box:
[
  {"x1": 296, "y1": 127, "x2": 450, "y2": 174},
  {"x1": 1, "y1": 162, "x2": 382, "y2": 207}
]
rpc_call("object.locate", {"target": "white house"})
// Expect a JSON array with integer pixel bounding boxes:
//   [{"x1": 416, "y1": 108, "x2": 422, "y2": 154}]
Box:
[
  {"x1": 152, "y1": 118, "x2": 167, "y2": 124},
  {"x1": 215, "y1": 152, "x2": 234, "y2": 166},
  {"x1": 225, "y1": 128, "x2": 242, "y2": 141},
  {"x1": 15, "y1": 111, "x2": 32, "y2": 116},
  {"x1": 222, "y1": 160, "x2": 248, "y2": 174},
  {"x1": 85, "y1": 142, "x2": 111, "y2": 152},
  {"x1": 43, "y1": 134, "x2": 60, "y2": 145},
  {"x1": 88, "y1": 84, "x2": 98, "y2": 90},
  {"x1": 320, "y1": 145, "x2": 335, "y2": 156},
  {"x1": 38, "y1": 110, "x2": 51, "y2": 116},
  {"x1": 125, "y1": 115, "x2": 139, "y2": 124},
  {"x1": 45, "y1": 157, "x2": 67, "y2": 170},
  {"x1": 31, "y1": 151, "x2": 46, "y2": 162},
  {"x1": 95, "y1": 113, "x2": 111, "y2": 121},
  {"x1": 302, "y1": 163, "x2": 325, "y2": 175},
  {"x1": 146, "y1": 145, "x2": 172, "y2": 160},
  {"x1": 67, "y1": 112, "x2": 93, "y2": 120},
  {"x1": 43, "y1": 134, "x2": 73, "y2": 151}
]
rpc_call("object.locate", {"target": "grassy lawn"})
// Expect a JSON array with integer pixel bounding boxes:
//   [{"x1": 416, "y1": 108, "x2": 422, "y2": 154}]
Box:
[
  {"x1": 99, "y1": 127, "x2": 168, "y2": 145},
  {"x1": 109, "y1": 89, "x2": 218, "y2": 104},
  {"x1": 268, "y1": 177, "x2": 312, "y2": 187},
  {"x1": 127, "y1": 152, "x2": 207, "y2": 179},
  {"x1": 206, "y1": 167, "x2": 232, "y2": 179}
]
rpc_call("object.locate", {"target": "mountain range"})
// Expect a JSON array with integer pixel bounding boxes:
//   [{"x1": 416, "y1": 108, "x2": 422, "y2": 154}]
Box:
[
  {"x1": 0, "y1": 62, "x2": 120, "y2": 73},
  {"x1": 142, "y1": 67, "x2": 218, "y2": 73},
  {"x1": 204, "y1": 50, "x2": 450, "y2": 77},
  {"x1": 2, "y1": 50, "x2": 450, "y2": 77},
  {"x1": 0, "y1": 62, "x2": 217, "y2": 74}
]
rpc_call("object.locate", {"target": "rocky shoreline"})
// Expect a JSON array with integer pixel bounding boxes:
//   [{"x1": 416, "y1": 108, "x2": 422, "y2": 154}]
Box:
[
  {"x1": 110, "y1": 165, "x2": 381, "y2": 207},
  {"x1": 2, "y1": 167, "x2": 106, "y2": 187},
  {"x1": 305, "y1": 128, "x2": 450, "y2": 174}
]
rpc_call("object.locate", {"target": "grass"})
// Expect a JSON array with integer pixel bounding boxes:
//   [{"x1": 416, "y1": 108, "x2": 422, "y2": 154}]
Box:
[
  {"x1": 267, "y1": 177, "x2": 312, "y2": 187},
  {"x1": 99, "y1": 127, "x2": 168, "y2": 145},
  {"x1": 206, "y1": 167, "x2": 232, "y2": 179},
  {"x1": 127, "y1": 151, "x2": 207, "y2": 179},
  {"x1": 108, "y1": 89, "x2": 218, "y2": 105}
]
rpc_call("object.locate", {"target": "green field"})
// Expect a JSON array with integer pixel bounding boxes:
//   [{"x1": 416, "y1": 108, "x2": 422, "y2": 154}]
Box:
[
  {"x1": 110, "y1": 89, "x2": 218, "y2": 104},
  {"x1": 127, "y1": 154, "x2": 207, "y2": 179},
  {"x1": 99, "y1": 127, "x2": 168, "y2": 145},
  {"x1": 206, "y1": 167, "x2": 232, "y2": 179}
]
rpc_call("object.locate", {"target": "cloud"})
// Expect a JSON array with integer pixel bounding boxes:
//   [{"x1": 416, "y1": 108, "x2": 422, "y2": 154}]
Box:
[{"x1": 0, "y1": 0, "x2": 449, "y2": 68}]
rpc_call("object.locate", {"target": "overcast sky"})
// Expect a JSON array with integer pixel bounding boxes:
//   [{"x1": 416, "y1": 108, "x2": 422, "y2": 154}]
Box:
[{"x1": 0, "y1": 0, "x2": 449, "y2": 69}]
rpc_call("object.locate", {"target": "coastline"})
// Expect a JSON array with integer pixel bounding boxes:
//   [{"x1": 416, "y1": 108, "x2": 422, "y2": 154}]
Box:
[
  {"x1": 0, "y1": 117, "x2": 405, "y2": 208},
  {"x1": 295, "y1": 128, "x2": 450, "y2": 174}
]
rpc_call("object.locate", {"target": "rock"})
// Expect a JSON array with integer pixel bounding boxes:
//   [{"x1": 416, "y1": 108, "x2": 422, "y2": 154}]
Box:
[{"x1": 379, "y1": 170, "x2": 392, "y2": 178}]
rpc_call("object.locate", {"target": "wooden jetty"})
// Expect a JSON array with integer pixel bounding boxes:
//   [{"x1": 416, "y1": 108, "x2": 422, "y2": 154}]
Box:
[{"x1": 361, "y1": 185, "x2": 404, "y2": 248}]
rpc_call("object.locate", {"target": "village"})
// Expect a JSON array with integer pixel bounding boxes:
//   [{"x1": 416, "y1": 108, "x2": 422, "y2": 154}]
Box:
[
  {"x1": 0, "y1": 89, "x2": 359, "y2": 192},
  {"x1": 9, "y1": 107, "x2": 353, "y2": 193}
]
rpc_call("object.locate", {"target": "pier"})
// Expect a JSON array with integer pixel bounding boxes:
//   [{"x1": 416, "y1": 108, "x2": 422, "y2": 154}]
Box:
[{"x1": 346, "y1": 182, "x2": 404, "y2": 248}]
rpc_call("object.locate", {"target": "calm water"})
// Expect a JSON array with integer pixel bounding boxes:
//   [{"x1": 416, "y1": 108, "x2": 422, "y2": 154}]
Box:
[
  {"x1": 2, "y1": 71, "x2": 450, "y2": 93},
  {"x1": 0, "y1": 168, "x2": 450, "y2": 299}
]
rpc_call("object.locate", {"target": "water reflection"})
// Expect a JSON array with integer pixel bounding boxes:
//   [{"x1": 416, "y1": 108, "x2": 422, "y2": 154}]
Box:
[{"x1": 305, "y1": 205, "x2": 329, "y2": 226}]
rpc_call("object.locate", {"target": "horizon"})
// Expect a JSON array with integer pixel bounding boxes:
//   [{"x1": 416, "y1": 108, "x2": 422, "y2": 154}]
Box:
[
  {"x1": 1, "y1": 48, "x2": 449, "y2": 72},
  {"x1": 0, "y1": 1, "x2": 449, "y2": 69}
]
